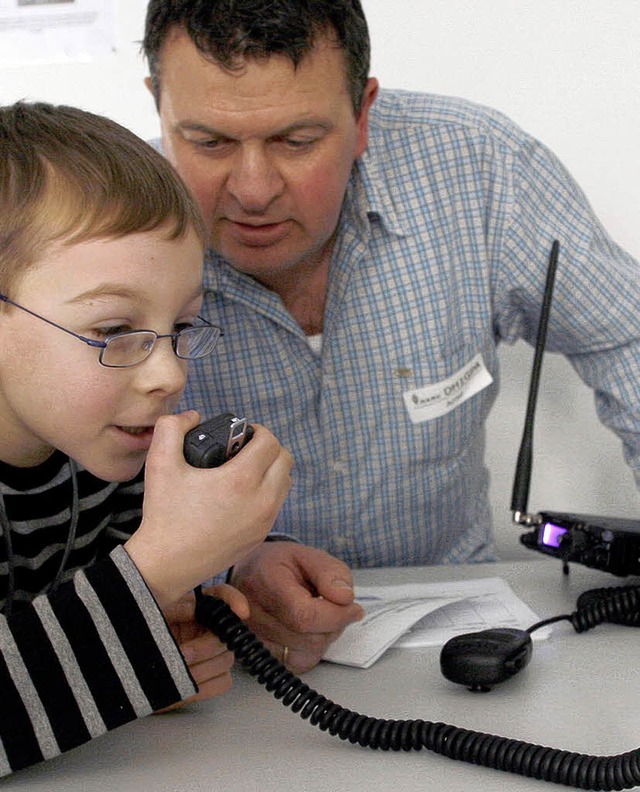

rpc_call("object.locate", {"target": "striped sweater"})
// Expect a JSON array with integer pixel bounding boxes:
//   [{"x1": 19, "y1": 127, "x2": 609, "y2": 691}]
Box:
[{"x1": 0, "y1": 451, "x2": 196, "y2": 776}]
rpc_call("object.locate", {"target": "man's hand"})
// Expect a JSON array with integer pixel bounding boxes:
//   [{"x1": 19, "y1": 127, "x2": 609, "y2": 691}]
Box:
[
  {"x1": 229, "y1": 542, "x2": 364, "y2": 674},
  {"x1": 159, "y1": 583, "x2": 250, "y2": 709}
]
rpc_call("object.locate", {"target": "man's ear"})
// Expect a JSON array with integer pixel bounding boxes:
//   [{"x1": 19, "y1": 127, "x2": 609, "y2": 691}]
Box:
[
  {"x1": 355, "y1": 78, "x2": 379, "y2": 158},
  {"x1": 144, "y1": 76, "x2": 161, "y2": 111}
]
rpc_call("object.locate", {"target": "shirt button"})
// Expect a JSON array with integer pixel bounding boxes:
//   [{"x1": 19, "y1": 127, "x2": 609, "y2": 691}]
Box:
[{"x1": 331, "y1": 460, "x2": 349, "y2": 475}]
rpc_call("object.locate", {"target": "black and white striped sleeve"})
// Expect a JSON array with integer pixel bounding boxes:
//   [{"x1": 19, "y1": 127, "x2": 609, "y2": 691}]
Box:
[{"x1": 0, "y1": 546, "x2": 196, "y2": 776}]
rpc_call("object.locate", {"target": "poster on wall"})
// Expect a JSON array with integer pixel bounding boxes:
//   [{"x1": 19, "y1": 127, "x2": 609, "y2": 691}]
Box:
[{"x1": 0, "y1": 0, "x2": 116, "y2": 65}]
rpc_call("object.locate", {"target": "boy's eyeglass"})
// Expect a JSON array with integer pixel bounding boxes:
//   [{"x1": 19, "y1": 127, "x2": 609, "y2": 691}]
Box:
[{"x1": 0, "y1": 293, "x2": 223, "y2": 368}]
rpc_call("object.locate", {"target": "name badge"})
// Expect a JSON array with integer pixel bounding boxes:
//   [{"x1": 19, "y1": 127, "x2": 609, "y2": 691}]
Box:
[{"x1": 403, "y1": 353, "x2": 493, "y2": 424}]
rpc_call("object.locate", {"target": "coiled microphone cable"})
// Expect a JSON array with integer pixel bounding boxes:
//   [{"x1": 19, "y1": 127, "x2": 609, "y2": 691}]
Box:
[{"x1": 195, "y1": 583, "x2": 639, "y2": 791}]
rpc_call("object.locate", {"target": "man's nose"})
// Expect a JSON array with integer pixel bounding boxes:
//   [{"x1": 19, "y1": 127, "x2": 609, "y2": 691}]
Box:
[{"x1": 226, "y1": 145, "x2": 285, "y2": 212}]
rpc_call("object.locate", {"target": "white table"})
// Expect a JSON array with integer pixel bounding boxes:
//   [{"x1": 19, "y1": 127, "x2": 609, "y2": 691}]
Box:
[{"x1": 4, "y1": 557, "x2": 639, "y2": 791}]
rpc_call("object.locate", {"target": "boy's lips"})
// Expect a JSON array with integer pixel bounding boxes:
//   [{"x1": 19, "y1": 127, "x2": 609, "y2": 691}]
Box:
[
  {"x1": 118, "y1": 425, "x2": 153, "y2": 436},
  {"x1": 112, "y1": 424, "x2": 156, "y2": 451}
]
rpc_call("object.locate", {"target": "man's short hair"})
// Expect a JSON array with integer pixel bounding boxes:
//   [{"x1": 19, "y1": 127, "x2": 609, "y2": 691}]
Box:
[
  {"x1": 0, "y1": 101, "x2": 205, "y2": 292},
  {"x1": 143, "y1": 0, "x2": 371, "y2": 114}
]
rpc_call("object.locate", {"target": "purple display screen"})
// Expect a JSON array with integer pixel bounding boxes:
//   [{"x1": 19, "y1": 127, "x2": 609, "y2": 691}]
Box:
[{"x1": 540, "y1": 522, "x2": 568, "y2": 548}]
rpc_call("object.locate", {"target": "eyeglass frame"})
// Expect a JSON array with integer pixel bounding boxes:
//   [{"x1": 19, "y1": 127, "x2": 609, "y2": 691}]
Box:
[{"x1": 0, "y1": 291, "x2": 223, "y2": 368}]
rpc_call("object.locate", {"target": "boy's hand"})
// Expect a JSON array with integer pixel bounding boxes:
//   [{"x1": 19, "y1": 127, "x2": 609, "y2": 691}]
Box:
[
  {"x1": 125, "y1": 411, "x2": 293, "y2": 609},
  {"x1": 156, "y1": 584, "x2": 249, "y2": 712}
]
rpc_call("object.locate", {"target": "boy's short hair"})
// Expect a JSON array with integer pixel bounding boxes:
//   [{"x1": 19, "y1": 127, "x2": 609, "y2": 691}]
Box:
[
  {"x1": 143, "y1": 0, "x2": 370, "y2": 115},
  {"x1": 0, "y1": 101, "x2": 205, "y2": 293}
]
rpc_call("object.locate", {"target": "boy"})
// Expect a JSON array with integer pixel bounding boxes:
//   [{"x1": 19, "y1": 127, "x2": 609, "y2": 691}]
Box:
[{"x1": 0, "y1": 101, "x2": 293, "y2": 776}]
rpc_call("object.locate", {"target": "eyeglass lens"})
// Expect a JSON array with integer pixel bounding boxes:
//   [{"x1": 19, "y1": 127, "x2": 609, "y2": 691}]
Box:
[
  {"x1": 100, "y1": 326, "x2": 220, "y2": 367},
  {"x1": 175, "y1": 326, "x2": 221, "y2": 358}
]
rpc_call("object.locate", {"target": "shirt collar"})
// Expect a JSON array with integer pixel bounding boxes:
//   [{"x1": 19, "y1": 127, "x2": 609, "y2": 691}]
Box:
[{"x1": 350, "y1": 144, "x2": 409, "y2": 238}]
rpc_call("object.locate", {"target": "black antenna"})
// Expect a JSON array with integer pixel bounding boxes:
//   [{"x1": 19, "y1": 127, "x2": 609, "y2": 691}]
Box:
[{"x1": 510, "y1": 240, "x2": 560, "y2": 524}]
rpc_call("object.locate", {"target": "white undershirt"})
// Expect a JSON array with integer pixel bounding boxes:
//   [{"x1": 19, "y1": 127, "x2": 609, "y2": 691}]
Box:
[{"x1": 306, "y1": 333, "x2": 323, "y2": 355}]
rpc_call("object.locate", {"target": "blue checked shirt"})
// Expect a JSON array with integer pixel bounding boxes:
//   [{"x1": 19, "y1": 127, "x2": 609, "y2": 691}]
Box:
[{"x1": 181, "y1": 90, "x2": 640, "y2": 569}]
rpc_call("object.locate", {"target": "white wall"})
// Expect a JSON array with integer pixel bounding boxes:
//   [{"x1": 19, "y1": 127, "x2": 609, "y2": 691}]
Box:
[{"x1": 2, "y1": 1, "x2": 639, "y2": 558}]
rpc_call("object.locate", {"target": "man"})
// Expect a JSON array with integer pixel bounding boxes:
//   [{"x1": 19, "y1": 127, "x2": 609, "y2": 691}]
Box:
[{"x1": 142, "y1": 0, "x2": 640, "y2": 673}]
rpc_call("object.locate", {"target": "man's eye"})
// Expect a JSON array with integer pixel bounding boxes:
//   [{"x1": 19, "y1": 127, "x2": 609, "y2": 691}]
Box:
[
  {"x1": 190, "y1": 137, "x2": 229, "y2": 151},
  {"x1": 283, "y1": 138, "x2": 315, "y2": 149}
]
